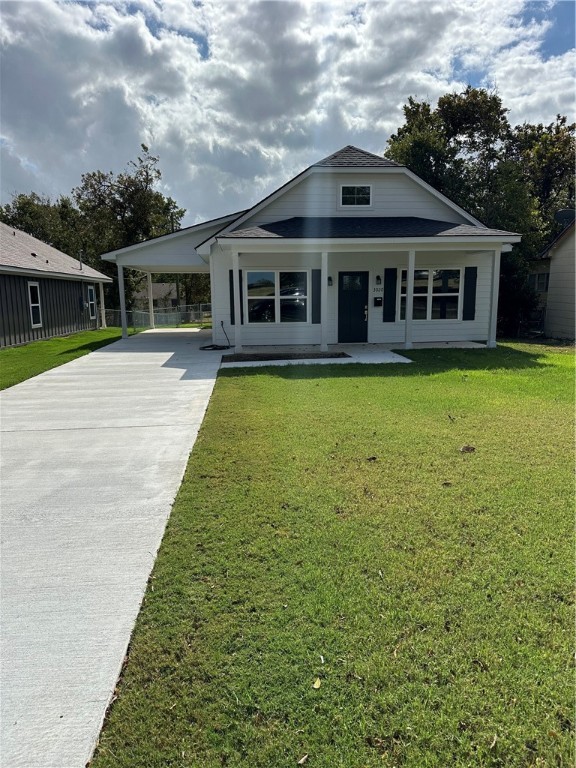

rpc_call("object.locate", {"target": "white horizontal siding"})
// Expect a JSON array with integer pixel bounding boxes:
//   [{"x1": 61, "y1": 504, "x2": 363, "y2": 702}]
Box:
[
  {"x1": 212, "y1": 249, "x2": 495, "y2": 346},
  {"x1": 327, "y1": 251, "x2": 493, "y2": 344},
  {"x1": 545, "y1": 230, "x2": 575, "y2": 338},
  {"x1": 241, "y1": 172, "x2": 469, "y2": 228}
]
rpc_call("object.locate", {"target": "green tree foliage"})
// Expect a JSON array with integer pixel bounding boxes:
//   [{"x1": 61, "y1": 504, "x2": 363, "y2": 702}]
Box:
[
  {"x1": 0, "y1": 193, "x2": 83, "y2": 256},
  {"x1": 386, "y1": 87, "x2": 575, "y2": 334},
  {"x1": 0, "y1": 146, "x2": 186, "y2": 309}
]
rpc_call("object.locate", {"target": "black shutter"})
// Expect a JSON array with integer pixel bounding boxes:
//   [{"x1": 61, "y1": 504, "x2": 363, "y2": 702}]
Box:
[
  {"x1": 382, "y1": 268, "x2": 397, "y2": 322},
  {"x1": 228, "y1": 269, "x2": 244, "y2": 325},
  {"x1": 462, "y1": 267, "x2": 477, "y2": 321},
  {"x1": 311, "y1": 269, "x2": 321, "y2": 324}
]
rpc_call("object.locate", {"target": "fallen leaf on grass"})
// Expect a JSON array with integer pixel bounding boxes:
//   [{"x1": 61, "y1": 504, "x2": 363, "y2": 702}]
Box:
[
  {"x1": 297, "y1": 755, "x2": 309, "y2": 765},
  {"x1": 460, "y1": 445, "x2": 476, "y2": 453},
  {"x1": 312, "y1": 678, "x2": 321, "y2": 689}
]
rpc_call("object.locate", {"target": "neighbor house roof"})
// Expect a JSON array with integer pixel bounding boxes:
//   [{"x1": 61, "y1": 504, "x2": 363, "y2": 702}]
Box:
[
  {"x1": 0, "y1": 223, "x2": 112, "y2": 282},
  {"x1": 538, "y1": 220, "x2": 575, "y2": 259},
  {"x1": 313, "y1": 145, "x2": 400, "y2": 167},
  {"x1": 220, "y1": 217, "x2": 520, "y2": 240}
]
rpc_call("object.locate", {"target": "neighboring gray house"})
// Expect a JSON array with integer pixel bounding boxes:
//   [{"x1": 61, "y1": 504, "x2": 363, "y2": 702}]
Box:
[
  {"x1": 0, "y1": 223, "x2": 112, "y2": 348},
  {"x1": 540, "y1": 221, "x2": 575, "y2": 340},
  {"x1": 102, "y1": 145, "x2": 521, "y2": 349}
]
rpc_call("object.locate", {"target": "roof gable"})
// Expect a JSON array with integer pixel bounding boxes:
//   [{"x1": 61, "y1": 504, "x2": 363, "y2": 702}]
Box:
[
  {"x1": 314, "y1": 145, "x2": 400, "y2": 167},
  {"x1": 540, "y1": 220, "x2": 575, "y2": 257},
  {"x1": 196, "y1": 145, "x2": 486, "y2": 253}
]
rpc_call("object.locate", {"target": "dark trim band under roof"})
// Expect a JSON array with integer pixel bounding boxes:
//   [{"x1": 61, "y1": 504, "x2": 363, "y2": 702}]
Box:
[{"x1": 220, "y1": 217, "x2": 519, "y2": 240}]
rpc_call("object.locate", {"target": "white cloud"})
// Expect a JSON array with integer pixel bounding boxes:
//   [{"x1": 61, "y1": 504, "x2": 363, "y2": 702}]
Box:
[{"x1": 1, "y1": 0, "x2": 574, "y2": 225}]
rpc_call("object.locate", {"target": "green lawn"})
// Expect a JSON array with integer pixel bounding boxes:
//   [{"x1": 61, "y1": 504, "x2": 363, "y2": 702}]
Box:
[
  {"x1": 91, "y1": 343, "x2": 574, "y2": 768},
  {"x1": 0, "y1": 328, "x2": 134, "y2": 390}
]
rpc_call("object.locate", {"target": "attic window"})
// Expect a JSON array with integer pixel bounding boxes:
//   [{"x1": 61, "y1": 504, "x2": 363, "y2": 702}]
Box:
[{"x1": 340, "y1": 185, "x2": 371, "y2": 207}]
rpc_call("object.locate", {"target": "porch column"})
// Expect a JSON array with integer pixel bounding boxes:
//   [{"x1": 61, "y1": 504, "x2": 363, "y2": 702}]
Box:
[
  {"x1": 117, "y1": 263, "x2": 128, "y2": 339},
  {"x1": 487, "y1": 246, "x2": 502, "y2": 348},
  {"x1": 232, "y1": 250, "x2": 242, "y2": 353},
  {"x1": 320, "y1": 251, "x2": 328, "y2": 351},
  {"x1": 147, "y1": 273, "x2": 155, "y2": 329},
  {"x1": 98, "y1": 282, "x2": 107, "y2": 328},
  {"x1": 404, "y1": 249, "x2": 415, "y2": 350}
]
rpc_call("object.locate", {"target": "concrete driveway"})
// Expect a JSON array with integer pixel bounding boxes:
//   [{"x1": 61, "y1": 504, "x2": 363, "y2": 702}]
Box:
[{"x1": 0, "y1": 329, "x2": 222, "y2": 768}]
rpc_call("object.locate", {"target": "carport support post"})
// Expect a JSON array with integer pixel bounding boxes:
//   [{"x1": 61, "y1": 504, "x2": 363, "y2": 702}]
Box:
[
  {"x1": 404, "y1": 249, "x2": 415, "y2": 350},
  {"x1": 321, "y1": 251, "x2": 328, "y2": 351},
  {"x1": 232, "y1": 251, "x2": 242, "y2": 353},
  {"x1": 147, "y1": 273, "x2": 155, "y2": 329},
  {"x1": 487, "y1": 246, "x2": 501, "y2": 348},
  {"x1": 98, "y1": 282, "x2": 107, "y2": 328},
  {"x1": 117, "y1": 263, "x2": 128, "y2": 339}
]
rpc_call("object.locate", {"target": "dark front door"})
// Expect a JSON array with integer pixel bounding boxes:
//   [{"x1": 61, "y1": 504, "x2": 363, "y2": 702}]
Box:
[{"x1": 338, "y1": 271, "x2": 369, "y2": 342}]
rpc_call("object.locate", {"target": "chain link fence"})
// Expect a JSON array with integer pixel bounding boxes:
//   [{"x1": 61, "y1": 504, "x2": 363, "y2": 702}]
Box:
[{"x1": 105, "y1": 305, "x2": 212, "y2": 330}]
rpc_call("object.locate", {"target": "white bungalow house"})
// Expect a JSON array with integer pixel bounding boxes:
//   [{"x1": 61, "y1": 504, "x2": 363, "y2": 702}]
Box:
[{"x1": 102, "y1": 146, "x2": 521, "y2": 350}]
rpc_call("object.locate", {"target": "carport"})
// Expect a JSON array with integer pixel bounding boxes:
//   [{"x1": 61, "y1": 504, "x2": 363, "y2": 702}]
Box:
[{"x1": 101, "y1": 211, "x2": 244, "y2": 338}]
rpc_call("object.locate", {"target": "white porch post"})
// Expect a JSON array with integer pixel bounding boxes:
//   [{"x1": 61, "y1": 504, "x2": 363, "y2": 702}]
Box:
[
  {"x1": 487, "y1": 246, "x2": 502, "y2": 348},
  {"x1": 232, "y1": 250, "x2": 242, "y2": 353},
  {"x1": 320, "y1": 251, "x2": 328, "y2": 351},
  {"x1": 98, "y1": 282, "x2": 107, "y2": 328},
  {"x1": 147, "y1": 273, "x2": 155, "y2": 329},
  {"x1": 404, "y1": 249, "x2": 415, "y2": 350},
  {"x1": 209, "y1": 252, "x2": 217, "y2": 345},
  {"x1": 117, "y1": 263, "x2": 128, "y2": 339}
]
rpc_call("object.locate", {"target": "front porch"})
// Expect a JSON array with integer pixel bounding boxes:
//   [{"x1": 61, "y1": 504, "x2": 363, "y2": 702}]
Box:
[{"x1": 219, "y1": 339, "x2": 486, "y2": 368}]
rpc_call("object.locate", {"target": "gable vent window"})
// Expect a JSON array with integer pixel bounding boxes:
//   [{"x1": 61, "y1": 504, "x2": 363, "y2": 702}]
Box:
[{"x1": 341, "y1": 185, "x2": 371, "y2": 207}]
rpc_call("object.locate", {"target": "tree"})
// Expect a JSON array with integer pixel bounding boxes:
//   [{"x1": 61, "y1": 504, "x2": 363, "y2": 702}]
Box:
[
  {"x1": 0, "y1": 146, "x2": 186, "y2": 309},
  {"x1": 0, "y1": 193, "x2": 83, "y2": 256},
  {"x1": 509, "y1": 115, "x2": 575, "y2": 249},
  {"x1": 72, "y1": 145, "x2": 185, "y2": 307},
  {"x1": 386, "y1": 87, "x2": 574, "y2": 334}
]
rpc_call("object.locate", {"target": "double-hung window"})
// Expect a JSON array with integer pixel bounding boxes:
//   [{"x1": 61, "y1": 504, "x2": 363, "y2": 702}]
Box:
[
  {"x1": 87, "y1": 285, "x2": 96, "y2": 319},
  {"x1": 246, "y1": 271, "x2": 308, "y2": 323},
  {"x1": 340, "y1": 185, "x2": 371, "y2": 207},
  {"x1": 28, "y1": 282, "x2": 42, "y2": 328},
  {"x1": 400, "y1": 269, "x2": 462, "y2": 320},
  {"x1": 528, "y1": 273, "x2": 549, "y2": 293}
]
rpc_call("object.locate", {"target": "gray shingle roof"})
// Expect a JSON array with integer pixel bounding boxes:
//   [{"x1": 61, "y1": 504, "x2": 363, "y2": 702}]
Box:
[
  {"x1": 314, "y1": 145, "x2": 400, "y2": 167},
  {"x1": 222, "y1": 217, "x2": 520, "y2": 240},
  {"x1": 0, "y1": 223, "x2": 112, "y2": 281}
]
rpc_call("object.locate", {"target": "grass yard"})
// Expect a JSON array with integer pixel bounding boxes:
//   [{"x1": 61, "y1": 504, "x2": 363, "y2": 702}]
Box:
[
  {"x1": 0, "y1": 328, "x2": 135, "y2": 390},
  {"x1": 91, "y1": 342, "x2": 574, "y2": 768}
]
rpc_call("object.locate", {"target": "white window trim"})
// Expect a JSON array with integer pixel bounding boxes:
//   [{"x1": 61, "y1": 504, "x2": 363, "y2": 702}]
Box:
[
  {"x1": 339, "y1": 184, "x2": 373, "y2": 209},
  {"x1": 245, "y1": 269, "x2": 311, "y2": 325},
  {"x1": 87, "y1": 284, "x2": 96, "y2": 319},
  {"x1": 28, "y1": 281, "x2": 42, "y2": 328},
  {"x1": 398, "y1": 267, "x2": 463, "y2": 321}
]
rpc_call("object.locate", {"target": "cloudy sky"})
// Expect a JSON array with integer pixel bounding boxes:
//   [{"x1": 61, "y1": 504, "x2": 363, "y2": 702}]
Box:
[{"x1": 1, "y1": 0, "x2": 574, "y2": 225}]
